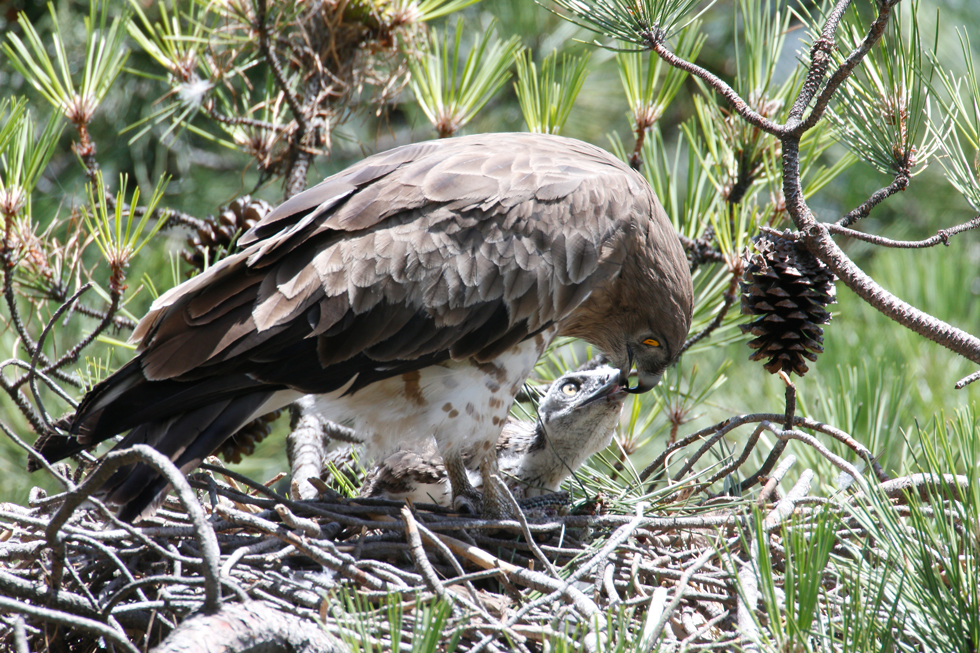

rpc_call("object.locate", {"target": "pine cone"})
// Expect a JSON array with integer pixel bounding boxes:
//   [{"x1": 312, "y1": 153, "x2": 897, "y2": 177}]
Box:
[
  {"x1": 739, "y1": 231, "x2": 836, "y2": 376},
  {"x1": 184, "y1": 196, "x2": 271, "y2": 272},
  {"x1": 218, "y1": 410, "x2": 283, "y2": 464}
]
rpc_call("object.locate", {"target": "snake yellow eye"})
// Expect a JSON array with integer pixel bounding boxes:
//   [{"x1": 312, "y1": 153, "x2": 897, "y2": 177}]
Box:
[
  {"x1": 561, "y1": 382, "x2": 579, "y2": 396},
  {"x1": 643, "y1": 338, "x2": 660, "y2": 347}
]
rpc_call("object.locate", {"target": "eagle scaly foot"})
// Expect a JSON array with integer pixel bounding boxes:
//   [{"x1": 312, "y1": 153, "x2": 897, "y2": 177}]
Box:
[{"x1": 445, "y1": 449, "x2": 514, "y2": 519}]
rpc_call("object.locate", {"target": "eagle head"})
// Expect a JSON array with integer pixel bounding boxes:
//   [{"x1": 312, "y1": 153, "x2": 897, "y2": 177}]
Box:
[{"x1": 561, "y1": 211, "x2": 693, "y2": 394}]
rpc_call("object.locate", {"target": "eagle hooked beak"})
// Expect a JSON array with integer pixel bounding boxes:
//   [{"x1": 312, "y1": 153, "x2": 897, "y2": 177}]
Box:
[{"x1": 622, "y1": 345, "x2": 663, "y2": 394}]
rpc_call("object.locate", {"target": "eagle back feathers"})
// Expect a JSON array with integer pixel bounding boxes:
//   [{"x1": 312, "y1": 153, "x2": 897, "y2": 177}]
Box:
[{"x1": 129, "y1": 134, "x2": 652, "y2": 389}]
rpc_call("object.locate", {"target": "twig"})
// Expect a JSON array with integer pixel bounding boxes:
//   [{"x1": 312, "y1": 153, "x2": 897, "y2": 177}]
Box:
[
  {"x1": 875, "y1": 473, "x2": 971, "y2": 504},
  {"x1": 793, "y1": 0, "x2": 898, "y2": 134},
  {"x1": 215, "y1": 504, "x2": 386, "y2": 590},
  {"x1": 201, "y1": 105, "x2": 284, "y2": 134},
  {"x1": 827, "y1": 216, "x2": 980, "y2": 248},
  {"x1": 28, "y1": 283, "x2": 122, "y2": 393},
  {"x1": 835, "y1": 173, "x2": 911, "y2": 227},
  {"x1": 490, "y1": 475, "x2": 560, "y2": 578},
  {"x1": 781, "y1": 373, "x2": 796, "y2": 431},
  {"x1": 955, "y1": 369, "x2": 980, "y2": 389},
  {"x1": 435, "y1": 531, "x2": 602, "y2": 618},
  {"x1": 762, "y1": 469, "x2": 813, "y2": 530},
  {"x1": 761, "y1": 422, "x2": 867, "y2": 493},
  {"x1": 11, "y1": 615, "x2": 28, "y2": 653},
  {"x1": 787, "y1": 0, "x2": 851, "y2": 123},
  {"x1": 413, "y1": 519, "x2": 495, "y2": 619},
  {"x1": 701, "y1": 423, "x2": 766, "y2": 488},
  {"x1": 121, "y1": 200, "x2": 206, "y2": 233},
  {"x1": 274, "y1": 504, "x2": 323, "y2": 537},
  {"x1": 402, "y1": 506, "x2": 451, "y2": 604},
  {"x1": 0, "y1": 419, "x2": 74, "y2": 491},
  {"x1": 734, "y1": 375, "x2": 798, "y2": 493},
  {"x1": 646, "y1": 548, "x2": 718, "y2": 647},
  {"x1": 756, "y1": 454, "x2": 796, "y2": 505},
  {"x1": 650, "y1": 43, "x2": 782, "y2": 137},
  {"x1": 679, "y1": 271, "x2": 739, "y2": 356},
  {"x1": 24, "y1": 283, "x2": 91, "y2": 432},
  {"x1": 1, "y1": 359, "x2": 79, "y2": 407},
  {"x1": 255, "y1": 0, "x2": 306, "y2": 135},
  {"x1": 736, "y1": 549, "x2": 761, "y2": 653}
]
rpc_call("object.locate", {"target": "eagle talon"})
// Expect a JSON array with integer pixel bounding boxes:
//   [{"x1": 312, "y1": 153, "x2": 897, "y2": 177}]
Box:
[{"x1": 452, "y1": 490, "x2": 482, "y2": 516}]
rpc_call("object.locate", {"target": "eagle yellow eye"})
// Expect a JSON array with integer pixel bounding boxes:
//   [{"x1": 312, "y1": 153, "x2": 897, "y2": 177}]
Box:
[
  {"x1": 643, "y1": 338, "x2": 660, "y2": 347},
  {"x1": 561, "y1": 382, "x2": 579, "y2": 396}
]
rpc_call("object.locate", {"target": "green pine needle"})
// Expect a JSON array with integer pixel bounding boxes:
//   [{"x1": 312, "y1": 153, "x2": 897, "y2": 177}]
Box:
[
  {"x1": 829, "y1": 0, "x2": 939, "y2": 177},
  {"x1": 514, "y1": 49, "x2": 591, "y2": 135},
  {"x1": 3, "y1": 1, "x2": 130, "y2": 125},
  {"x1": 408, "y1": 18, "x2": 520, "y2": 137},
  {"x1": 549, "y1": 0, "x2": 715, "y2": 50}
]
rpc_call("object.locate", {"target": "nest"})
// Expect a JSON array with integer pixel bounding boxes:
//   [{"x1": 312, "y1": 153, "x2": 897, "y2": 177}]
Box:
[{"x1": 1, "y1": 438, "x2": 970, "y2": 652}]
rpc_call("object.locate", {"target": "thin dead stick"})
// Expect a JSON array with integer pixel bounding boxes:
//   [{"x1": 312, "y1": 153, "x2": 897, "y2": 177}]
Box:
[
  {"x1": 875, "y1": 473, "x2": 971, "y2": 503},
  {"x1": 826, "y1": 216, "x2": 980, "y2": 248},
  {"x1": 0, "y1": 595, "x2": 140, "y2": 653},
  {"x1": 215, "y1": 503, "x2": 385, "y2": 590},
  {"x1": 402, "y1": 506, "x2": 451, "y2": 604},
  {"x1": 490, "y1": 475, "x2": 560, "y2": 578},
  {"x1": 757, "y1": 454, "x2": 797, "y2": 506},
  {"x1": 646, "y1": 548, "x2": 718, "y2": 647},
  {"x1": 413, "y1": 519, "x2": 495, "y2": 619},
  {"x1": 763, "y1": 470, "x2": 814, "y2": 531},
  {"x1": 433, "y1": 531, "x2": 601, "y2": 618},
  {"x1": 760, "y1": 422, "x2": 867, "y2": 492}
]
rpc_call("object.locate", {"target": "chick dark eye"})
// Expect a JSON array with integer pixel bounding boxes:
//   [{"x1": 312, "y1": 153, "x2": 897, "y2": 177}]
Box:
[
  {"x1": 643, "y1": 338, "x2": 660, "y2": 347},
  {"x1": 561, "y1": 382, "x2": 579, "y2": 396}
]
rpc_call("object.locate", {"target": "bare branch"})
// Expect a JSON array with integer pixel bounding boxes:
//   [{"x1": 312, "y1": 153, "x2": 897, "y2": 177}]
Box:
[
  {"x1": 491, "y1": 475, "x2": 560, "y2": 578},
  {"x1": 827, "y1": 216, "x2": 980, "y2": 248},
  {"x1": 45, "y1": 445, "x2": 222, "y2": 613},
  {"x1": 805, "y1": 219, "x2": 980, "y2": 370},
  {"x1": 651, "y1": 43, "x2": 784, "y2": 137},
  {"x1": 23, "y1": 283, "x2": 91, "y2": 431},
  {"x1": 402, "y1": 505, "x2": 452, "y2": 603},
  {"x1": 792, "y1": 0, "x2": 898, "y2": 134},
  {"x1": 0, "y1": 595, "x2": 139, "y2": 653},
  {"x1": 836, "y1": 173, "x2": 911, "y2": 227},
  {"x1": 201, "y1": 104, "x2": 285, "y2": 133},
  {"x1": 255, "y1": 0, "x2": 306, "y2": 135},
  {"x1": 756, "y1": 454, "x2": 797, "y2": 505},
  {"x1": 787, "y1": 0, "x2": 853, "y2": 122},
  {"x1": 762, "y1": 469, "x2": 814, "y2": 529},
  {"x1": 680, "y1": 271, "x2": 739, "y2": 356},
  {"x1": 876, "y1": 473, "x2": 971, "y2": 503}
]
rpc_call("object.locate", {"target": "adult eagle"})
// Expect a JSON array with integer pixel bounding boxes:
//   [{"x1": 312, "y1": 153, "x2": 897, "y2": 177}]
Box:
[{"x1": 35, "y1": 132, "x2": 693, "y2": 521}]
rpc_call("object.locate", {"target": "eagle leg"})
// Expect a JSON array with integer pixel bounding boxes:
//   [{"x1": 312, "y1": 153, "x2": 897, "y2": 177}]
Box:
[
  {"x1": 444, "y1": 451, "x2": 481, "y2": 515},
  {"x1": 444, "y1": 448, "x2": 514, "y2": 519},
  {"x1": 443, "y1": 449, "x2": 511, "y2": 519},
  {"x1": 477, "y1": 452, "x2": 511, "y2": 520}
]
